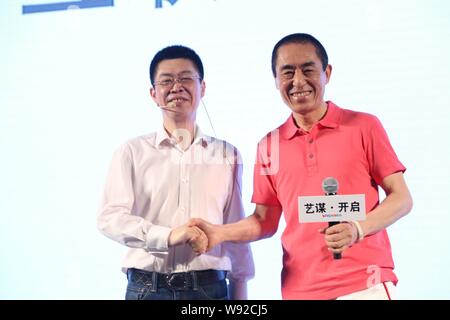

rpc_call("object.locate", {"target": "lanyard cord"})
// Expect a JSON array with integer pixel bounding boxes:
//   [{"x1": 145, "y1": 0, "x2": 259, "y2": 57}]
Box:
[{"x1": 200, "y1": 99, "x2": 242, "y2": 197}]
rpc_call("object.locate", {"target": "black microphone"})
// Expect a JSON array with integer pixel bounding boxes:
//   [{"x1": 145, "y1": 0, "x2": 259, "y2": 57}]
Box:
[{"x1": 322, "y1": 177, "x2": 341, "y2": 260}]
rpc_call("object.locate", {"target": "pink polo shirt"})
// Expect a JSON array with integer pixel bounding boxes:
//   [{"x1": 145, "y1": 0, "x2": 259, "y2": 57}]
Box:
[{"x1": 252, "y1": 101, "x2": 406, "y2": 300}]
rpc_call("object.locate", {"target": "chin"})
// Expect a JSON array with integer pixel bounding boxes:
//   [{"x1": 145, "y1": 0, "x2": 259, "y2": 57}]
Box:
[{"x1": 289, "y1": 101, "x2": 310, "y2": 110}]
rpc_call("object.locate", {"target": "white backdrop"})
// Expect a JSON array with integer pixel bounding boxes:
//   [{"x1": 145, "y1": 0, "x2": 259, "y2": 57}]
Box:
[{"x1": 1, "y1": 0, "x2": 450, "y2": 299}]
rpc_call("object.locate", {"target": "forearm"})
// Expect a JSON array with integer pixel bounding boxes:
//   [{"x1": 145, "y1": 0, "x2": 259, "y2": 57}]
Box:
[
  {"x1": 220, "y1": 214, "x2": 274, "y2": 243},
  {"x1": 361, "y1": 189, "x2": 412, "y2": 237},
  {"x1": 189, "y1": 204, "x2": 281, "y2": 253},
  {"x1": 97, "y1": 210, "x2": 171, "y2": 250},
  {"x1": 221, "y1": 215, "x2": 263, "y2": 242}
]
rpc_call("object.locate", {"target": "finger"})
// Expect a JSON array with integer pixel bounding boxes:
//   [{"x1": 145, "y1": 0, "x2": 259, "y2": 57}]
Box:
[
  {"x1": 189, "y1": 235, "x2": 208, "y2": 253},
  {"x1": 326, "y1": 237, "x2": 351, "y2": 251},
  {"x1": 188, "y1": 218, "x2": 205, "y2": 228},
  {"x1": 187, "y1": 218, "x2": 199, "y2": 227},
  {"x1": 191, "y1": 245, "x2": 203, "y2": 256},
  {"x1": 196, "y1": 248, "x2": 206, "y2": 256},
  {"x1": 188, "y1": 235, "x2": 199, "y2": 244},
  {"x1": 190, "y1": 230, "x2": 205, "y2": 242},
  {"x1": 326, "y1": 222, "x2": 352, "y2": 235},
  {"x1": 326, "y1": 241, "x2": 340, "y2": 250},
  {"x1": 189, "y1": 227, "x2": 200, "y2": 237},
  {"x1": 325, "y1": 233, "x2": 341, "y2": 242},
  {"x1": 326, "y1": 229, "x2": 354, "y2": 244},
  {"x1": 189, "y1": 242, "x2": 203, "y2": 255},
  {"x1": 192, "y1": 226, "x2": 206, "y2": 236},
  {"x1": 198, "y1": 233, "x2": 208, "y2": 249},
  {"x1": 325, "y1": 226, "x2": 342, "y2": 235}
]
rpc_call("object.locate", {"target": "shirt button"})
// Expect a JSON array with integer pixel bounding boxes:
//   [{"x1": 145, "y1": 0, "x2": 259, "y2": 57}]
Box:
[
  {"x1": 308, "y1": 154, "x2": 314, "y2": 159},
  {"x1": 308, "y1": 139, "x2": 313, "y2": 144}
]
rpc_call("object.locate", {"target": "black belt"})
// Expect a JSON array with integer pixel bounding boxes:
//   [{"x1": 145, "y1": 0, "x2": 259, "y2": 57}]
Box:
[{"x1": 127, "y1": 268, "x2": 227, "y2": 291}]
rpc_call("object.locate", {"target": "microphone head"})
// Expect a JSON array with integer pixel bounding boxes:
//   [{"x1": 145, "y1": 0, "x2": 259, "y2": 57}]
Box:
[
  {"x1": 166, "y1": 101, "x2": 177, "y2": 108},
  {"x1": 322, "y1": 177, "x2": 338, "y2": 194},
  {"x1": 157, "y1": 101, "x2": 177, "y2": 111}
]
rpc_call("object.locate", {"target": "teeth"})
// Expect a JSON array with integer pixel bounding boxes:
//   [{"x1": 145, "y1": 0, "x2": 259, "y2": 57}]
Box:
[{"x1": 292, "y1": 91, "x2": 311, "y2": 97}]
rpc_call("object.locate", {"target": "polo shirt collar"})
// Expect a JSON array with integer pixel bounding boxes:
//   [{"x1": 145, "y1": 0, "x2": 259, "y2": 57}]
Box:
[
  {"x1": 319, "y1": 101, "x2": 340, "y2": 129},
  {"x1": 280, "y1": 101, "x2": 341, "y2": 140}
]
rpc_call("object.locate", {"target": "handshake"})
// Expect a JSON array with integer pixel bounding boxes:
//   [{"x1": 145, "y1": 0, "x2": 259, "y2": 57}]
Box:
[{"x1": 168, "y1": 218, "x2": 219, "y2": 255}]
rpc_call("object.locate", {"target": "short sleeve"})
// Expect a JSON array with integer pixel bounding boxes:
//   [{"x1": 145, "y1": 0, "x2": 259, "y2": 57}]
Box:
[
  {"x1": 365, "y1": 115, "x2": 406, "y2": 185},
  {"x1": 251, "y1": 135, "x2": 282, "y2": 206}
]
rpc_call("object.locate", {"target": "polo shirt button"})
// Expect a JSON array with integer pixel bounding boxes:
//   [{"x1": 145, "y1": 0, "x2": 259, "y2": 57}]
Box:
[
  {"x1": 308, "y1": 139, "x2": 313, "y2": 144},
  {"x1": 309, "y1": 154, "x2": 314, "y2": 159}
]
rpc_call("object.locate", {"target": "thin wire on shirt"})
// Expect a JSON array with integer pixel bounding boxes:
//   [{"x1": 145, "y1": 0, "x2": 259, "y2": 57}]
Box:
[{"x1": 201, "y1": 99, "x2": 242, "y2": 196}]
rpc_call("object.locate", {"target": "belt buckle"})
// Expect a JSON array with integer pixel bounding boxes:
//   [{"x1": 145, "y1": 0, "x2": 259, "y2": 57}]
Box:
[{"x1": 166, "y1": 273, "x2": 188, "y2": 290}]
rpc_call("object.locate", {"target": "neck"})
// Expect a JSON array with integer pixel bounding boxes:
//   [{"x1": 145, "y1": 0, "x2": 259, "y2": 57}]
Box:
[
  {"x1": 292, "y1": 102, "x2": 328, "y2": 132},
  {"x1": 163, "y1": 118, "x2": 196, "y2": 150}
]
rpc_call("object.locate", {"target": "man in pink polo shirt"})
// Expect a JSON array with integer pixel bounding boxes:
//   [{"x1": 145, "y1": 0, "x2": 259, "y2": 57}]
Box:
[{"x1": 190, "y1": 33, "x2": 413, "y2": 299}]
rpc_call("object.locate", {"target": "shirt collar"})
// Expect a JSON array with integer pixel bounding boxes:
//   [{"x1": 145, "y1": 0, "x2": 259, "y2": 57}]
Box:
[
  {"x1": 279, "y1": 101, "x2": 341, "y2": 140},
  {"x1": 318, "y1": 101, "x2": 340, "y2": 129},
  {"x1": 155, "y1": 125, "x2": 210, "y2": 148}
]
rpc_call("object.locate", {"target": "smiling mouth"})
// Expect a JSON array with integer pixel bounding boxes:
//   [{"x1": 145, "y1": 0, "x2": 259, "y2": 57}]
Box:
[
  {"x1": 167, "y1": 98, "x2": 188, "y2": 106},
  {"x1": 290, "y1": 90, "x2": 312, "y2": 98}
]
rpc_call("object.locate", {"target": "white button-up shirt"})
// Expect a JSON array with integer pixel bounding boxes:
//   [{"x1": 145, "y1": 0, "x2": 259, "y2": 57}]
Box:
[{"x1": 98, "y1": 127, "x2": 254, "y2": 282}]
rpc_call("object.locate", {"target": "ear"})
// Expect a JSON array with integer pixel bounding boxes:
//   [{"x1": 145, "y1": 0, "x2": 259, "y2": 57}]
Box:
[
  {"x1": 275, "y1": 77, "x2": 280, "y2": 90},
  {"x1": 200, "y1": 80, "x2": 206, "y2": 98},
  {"x1": 150, "y1": 87, "x2": 158, "y2": 105},
  {"x1": 324, "y1": 64, "x2": 332, "y2": 84}
]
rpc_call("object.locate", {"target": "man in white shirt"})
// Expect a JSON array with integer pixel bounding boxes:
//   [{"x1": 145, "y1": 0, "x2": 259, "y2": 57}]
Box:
[{"x1": 97, "y1": 45, "x2": 254, "y2": 300}]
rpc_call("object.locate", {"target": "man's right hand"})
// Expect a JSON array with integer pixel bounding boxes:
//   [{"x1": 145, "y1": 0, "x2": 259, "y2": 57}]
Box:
[
  {"x1": 188, "y1": 218, "x2": 223, "y2": 254},
  {"x1": 168, "y1": 225, "x2": 208, "y2": 252},
  {"x1": 188, "y1": 204, "x2": 282, "y2": 255}
]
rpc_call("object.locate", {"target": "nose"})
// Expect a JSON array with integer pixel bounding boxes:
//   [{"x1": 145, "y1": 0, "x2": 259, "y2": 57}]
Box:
[
  {"x1": 170, "y1": 80, "x2": 184, "y2": 92},
  {"x1": 292, "y1": 70, "x2": 306, "y2": 86}
]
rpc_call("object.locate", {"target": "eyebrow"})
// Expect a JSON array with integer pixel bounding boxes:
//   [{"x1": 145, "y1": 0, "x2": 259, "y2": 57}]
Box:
[
  {"x1": 279, "y1": 61, "x2": 317, "y2": 71},
  {"x1": 301, "y1": 61, "x2": 316, "y2": 68},
  {"x1": 157, "y1": 70, "x2": 196, "y2": 78}
]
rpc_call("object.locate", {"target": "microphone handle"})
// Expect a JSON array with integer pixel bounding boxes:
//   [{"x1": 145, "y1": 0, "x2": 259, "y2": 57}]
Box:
[{"x1": 328, "y1": 221, "x2": 342, "y2": 260}]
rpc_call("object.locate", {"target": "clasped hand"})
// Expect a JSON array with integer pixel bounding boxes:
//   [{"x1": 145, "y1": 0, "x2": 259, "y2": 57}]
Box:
[{"x1": 168, "y1": 223, "x2": 209, "y2": 255}]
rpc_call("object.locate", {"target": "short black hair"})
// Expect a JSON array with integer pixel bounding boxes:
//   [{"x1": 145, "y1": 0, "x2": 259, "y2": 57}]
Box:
[
  {"x1": 271, "y1": 33, "x2": 328, "y2": 77},
  {"x1": 149, "y1": 45, "x2": 204, "y2": 85}
]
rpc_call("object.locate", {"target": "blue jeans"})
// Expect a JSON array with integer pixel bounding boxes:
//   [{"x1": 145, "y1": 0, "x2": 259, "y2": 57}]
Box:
[{"x1": 125, "y1": 269, "x2": 229, "y2": 300}]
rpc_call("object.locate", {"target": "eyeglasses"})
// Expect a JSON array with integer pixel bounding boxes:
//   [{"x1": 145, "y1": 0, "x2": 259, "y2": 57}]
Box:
[{"x1": 154, "y1": 75, "x2": 201, "y2": 87}]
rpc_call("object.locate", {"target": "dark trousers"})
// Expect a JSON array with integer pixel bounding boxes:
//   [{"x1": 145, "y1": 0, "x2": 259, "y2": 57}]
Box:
[{"x1": 125, "y1": 268, "x2": 229, "y2": 300}]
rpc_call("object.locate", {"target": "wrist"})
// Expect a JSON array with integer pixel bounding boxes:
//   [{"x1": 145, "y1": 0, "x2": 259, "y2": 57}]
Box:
[
  {"x1": 167, "y1": 229, "x2": 177, "y2": 246},
  {"x1": 168, "y1": 226, "x2": 189, "y2": 247},
  {"x1": 350, "y1": 221, "x2": 365, "y2": 243}
]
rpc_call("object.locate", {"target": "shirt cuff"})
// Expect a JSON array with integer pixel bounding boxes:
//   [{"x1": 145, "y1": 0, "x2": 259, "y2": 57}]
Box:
[{"x1": 145, "y1": 225, "x2": 172, "y2": 252}]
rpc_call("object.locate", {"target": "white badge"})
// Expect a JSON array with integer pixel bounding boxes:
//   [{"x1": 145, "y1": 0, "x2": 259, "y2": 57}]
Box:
[{"x1": 298, "y1": 194, "x2": 366, "y2": 223}]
